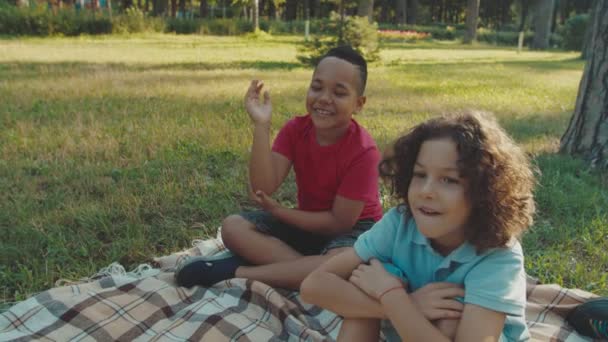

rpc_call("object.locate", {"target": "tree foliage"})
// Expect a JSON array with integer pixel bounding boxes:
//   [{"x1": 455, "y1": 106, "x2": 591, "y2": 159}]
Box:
[{"x1": 297, "y1": 14, "x2": 379, "y2": 66}]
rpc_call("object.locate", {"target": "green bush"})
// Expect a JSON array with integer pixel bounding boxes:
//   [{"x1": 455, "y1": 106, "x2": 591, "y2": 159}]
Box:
[
  {"x1": 0, "y1": 4, "x2": 50, "y2": 35},
  {"x1": 259, "y1": 18, "x2": 337, "y2": 35},
  {"x1": 476, "y1": 29, "x2": 562, "y2": 48},
  {"x1": 112, "y1": 7, "x2": 147, "y2": 33},
  {"x1": 476, "y1": 29, "x2": 529, "y2": 45},
  {"x1": 297, "y1": 15, "x2": 379, "y2": 66},
  {"x1": 377, "y1": 23, "x2": 462, "y2": 40},
  {"x1": 0, "y1": 5, "x2": 115, "y2": 36},
  {"x1": 342, "y1": 16, "x2": 379, "y2": 62},
  {"x1": 166, "y1": 18, "x2": 200, "y2": 34},
  {"x1": 197, "y1": 19, "x2": 252, "y2": 35},
  {"x1": 560, "y1": 14, "x2": 589, "y2": 51}
]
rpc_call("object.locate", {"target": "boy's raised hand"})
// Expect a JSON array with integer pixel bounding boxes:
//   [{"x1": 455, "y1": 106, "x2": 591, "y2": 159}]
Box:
[{"x1": 244, "y1": 80, "x2": 272, "y2": 124}]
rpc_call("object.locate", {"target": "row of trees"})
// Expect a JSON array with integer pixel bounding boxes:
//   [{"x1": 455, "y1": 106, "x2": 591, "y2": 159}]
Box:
[
  {"x1": 8, "y1": 0, "x2": 594, "y2": 50},
  {"x1": 16, "y1": 0, "x2": 593, "y2": 33}
]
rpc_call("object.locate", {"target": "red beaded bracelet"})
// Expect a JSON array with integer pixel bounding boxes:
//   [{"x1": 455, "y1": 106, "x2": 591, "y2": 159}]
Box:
[{"x1": 378, "y1": 285, "x2": 404, "y2": 301}]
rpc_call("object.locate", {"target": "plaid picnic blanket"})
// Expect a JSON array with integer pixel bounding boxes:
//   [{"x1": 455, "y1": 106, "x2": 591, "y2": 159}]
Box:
[{"x1": 0, "y1": 233, "x2": 600, "y2": 341}]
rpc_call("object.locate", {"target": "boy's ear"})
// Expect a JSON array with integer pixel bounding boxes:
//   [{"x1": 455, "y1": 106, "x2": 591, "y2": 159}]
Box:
[{"x1": 355, "y1": 95, "x2": 366, "y2": 113}]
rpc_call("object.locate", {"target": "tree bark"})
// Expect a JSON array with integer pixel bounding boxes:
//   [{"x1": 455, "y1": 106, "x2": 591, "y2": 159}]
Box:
[
  {"x1": 463, "y1": 0, "x2": 480, "y2": 44},
  {"x1": 199, "y1": 0, "x2": 207, "y2": 17},
  {"x1": 501, "y1": 0, "x2": 511, "y2": 26},
  {"x1": 396, "y1": 0, "x2": 407, "y2": 25},
  {"x1": 284, "y1": 0, "x2": 296, "y2": 20},
  {"x1": 581, "y1": 0, "x2": 596, "y2": 60},
  {"x1": 357, "y1": 0, "x2": 374, "y2": 23},
  {"x1": 519, "y1": 0, "x2": 529, "y2": 31},
  {"x1": 550, "y1": 0, "x2": 559, "y2": 33},
  {"x1": 178, "y1": 0, "x2": 185, "y2": 17},
  {"x1": 560, "y1": 0, "x2": 608, "y2": 169},
  {"x1": 253, "y1": 0, "x2": 259, "y2": 31},
  {"x1": 407, "y1": 0, "x2": 417, "y2": 24},
  {"x1": 311, "y1": 0, "x2": 320, "y2": 18},
  {"x1": 531, "y1": 0, "x2": 555, "y2": 49}
]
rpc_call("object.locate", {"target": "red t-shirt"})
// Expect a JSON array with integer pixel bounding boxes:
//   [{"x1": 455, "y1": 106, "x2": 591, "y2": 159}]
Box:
[{"x1": 272, "y1": 114, "x2": 383, "y2": 222}]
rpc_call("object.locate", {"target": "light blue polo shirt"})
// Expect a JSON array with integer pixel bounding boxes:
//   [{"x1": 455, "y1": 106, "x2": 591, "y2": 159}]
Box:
[{"x1": 353, "y1": 207, "x2": 530, "y2": 341}]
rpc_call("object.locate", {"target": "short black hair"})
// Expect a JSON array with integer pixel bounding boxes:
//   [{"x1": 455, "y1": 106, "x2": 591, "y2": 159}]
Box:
[{"x1": 318, "y1": 45, "x2": 367, "y2": 95}]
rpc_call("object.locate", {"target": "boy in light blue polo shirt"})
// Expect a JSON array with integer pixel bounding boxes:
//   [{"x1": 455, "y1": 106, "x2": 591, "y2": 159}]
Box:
[
  {"x1": 301, "y1": 112, "x2": 536, "y2": 341},
  {"x1": 354, "y1": 207, "x2": 529, "y2": 341}
]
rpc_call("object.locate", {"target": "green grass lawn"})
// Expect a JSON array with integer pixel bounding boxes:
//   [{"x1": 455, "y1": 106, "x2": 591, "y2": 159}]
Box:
[{"x1": 1, "y1": 34, "x2": 606, "y2": 305}]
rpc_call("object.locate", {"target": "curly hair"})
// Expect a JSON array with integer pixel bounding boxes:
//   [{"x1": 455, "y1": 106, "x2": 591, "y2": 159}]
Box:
[{"x1": 379, "y1": 111, "x2": 536, "y2": 252}]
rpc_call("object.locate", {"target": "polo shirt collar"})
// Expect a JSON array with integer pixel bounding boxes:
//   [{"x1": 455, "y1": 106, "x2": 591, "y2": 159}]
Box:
[{"x1": 410, "y1": 221, "x2": 478, "y2": 264}]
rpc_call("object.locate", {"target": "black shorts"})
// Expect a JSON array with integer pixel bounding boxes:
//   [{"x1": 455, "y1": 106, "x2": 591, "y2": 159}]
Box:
[{"x1": 239, "y1": 210, "x2": 375, "y2": 256}]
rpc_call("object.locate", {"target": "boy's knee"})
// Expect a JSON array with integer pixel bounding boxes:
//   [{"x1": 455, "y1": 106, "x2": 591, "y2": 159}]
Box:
[{"x1": 221, "y1": 215, "x2": 253, "y2": 246}]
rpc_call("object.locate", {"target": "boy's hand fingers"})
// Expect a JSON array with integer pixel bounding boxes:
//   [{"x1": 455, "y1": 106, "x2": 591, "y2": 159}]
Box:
[
  {"x1": 263, "y1": 91, "x2": 270, "y2": 104},
  {"x1": 427, "y1": 282, "x2": 463, "y2": 290},
  {"x1": 255, "y1": 80, "x2": 264, "y2": 93},
  {"x1": 436, "y1": 287, "x2": 465, "y2": 299},
  {"x1": 439, "y1": 299, "x2": 464, "y2": 312},
  {"x1": 369, "y1": 259, "x2": 382, "y2": 267},
  {"x1": 431, "y1": 309, "x2": 462, "y2": 320},
  {"x1": 247, "y1": 80, "x2": 257, "y2": 95}
]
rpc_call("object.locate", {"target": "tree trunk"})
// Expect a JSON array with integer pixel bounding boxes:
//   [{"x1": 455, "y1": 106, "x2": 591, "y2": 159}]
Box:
[
  {"x1": 253, "y1": 0, "x2": 259, "y2": 31},
  {"x1": 581, "y1": 0, "x2": 596, "y2": 60},
  {"x1": 531, "y1": 0, "x2": 555, "y2": 49},
  {"x1": 311, "y1": 0, "x2": 320, "y2": 18},
  {"x1": 396, "y1": 0, "x2": 407, "y2": 25},
  {"x1": 178, "y1": 0, "x2": 185, "y2": 17},
  {"x1": 519, "y1": 0, "x2": 529, "y2": 31},
  {"x1": 407, "y1": 0, "x2": 417, "y2": 24},
  {"x1": 170, "y1": 0, "x2": 176, "y2": 17},
  {"x1": 357, "y1": 0, "x2": 374, "y2": 23},
  {"x1": 463, "y1": 0, "x2": 480, "y2": 44},
  {"x1": 550, "y1": 0, "x2": 559, "y2": 33},
  {"x1": 284, "y1": 0, "x2": 296, "y2": 20},
  {"x1": 199, "y1": 0, "x2": 207, "y2": 17},
  {"x1": 560, "y1": 1, "x2": 608, "y2": 169},
  {"x1": 501, "y1": 0, "x2": 511, "y2": 26},
  {"x1": 559, "y1": 0, "x2": 568, "y2": 24},
  {"x1": 268, "y1": 0, "x2": 276, "y2": 19},
  {"x1": 338, "y1": 0, "x2": 345, "y2": 44}
]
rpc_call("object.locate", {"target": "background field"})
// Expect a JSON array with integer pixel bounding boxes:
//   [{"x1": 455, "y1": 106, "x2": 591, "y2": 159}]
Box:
[{"x1": 1, "y1": 34, "x2": 606, "y2": 306}]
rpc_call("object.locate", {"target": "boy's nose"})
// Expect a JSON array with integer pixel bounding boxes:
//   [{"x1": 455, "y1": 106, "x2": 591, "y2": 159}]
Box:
[
  {"x1": 319, "y1": 90, "x2": 332, "y2": 104},
  {"x1": 420, "y1": 180, "x2": 435, "y2": 197}
]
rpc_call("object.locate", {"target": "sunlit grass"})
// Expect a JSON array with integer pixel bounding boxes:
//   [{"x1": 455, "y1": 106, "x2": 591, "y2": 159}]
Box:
[{"x1": 1, "y1": 34, "x2": 606, "y2": 303}]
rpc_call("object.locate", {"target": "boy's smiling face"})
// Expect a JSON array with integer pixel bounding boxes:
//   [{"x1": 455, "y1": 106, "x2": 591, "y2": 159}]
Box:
[
  {"x1": 407, "y1": 138, "x2": 472, "y2": 255},
  {"x1": 306, "y1": 57, "x2": 366, "y2": 142}
]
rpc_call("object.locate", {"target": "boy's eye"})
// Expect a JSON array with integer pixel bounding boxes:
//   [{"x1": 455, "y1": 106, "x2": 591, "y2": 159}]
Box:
[
  {"x1": 310, "y1": 83, "x2": 321, "y2": 90},
  {"x1": 413, "y1": 171, "x2": 426, "y2": 178},
  {"x1": 441, "y1": 177, "x2": 460, "y2": 184}
]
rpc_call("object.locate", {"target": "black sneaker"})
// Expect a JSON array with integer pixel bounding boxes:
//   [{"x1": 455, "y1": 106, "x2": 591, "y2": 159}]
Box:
[
  {"x1": 175, "y1": 254, "x2": 247, "y2": 288},
  {"x1": 566, "y1": 297, "x2": 608, "y2": 340}
]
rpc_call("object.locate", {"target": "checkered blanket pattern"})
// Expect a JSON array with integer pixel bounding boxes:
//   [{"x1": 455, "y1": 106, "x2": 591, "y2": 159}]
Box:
[{"x1": 0, "y1": 235, "x2": 599, "y2": 341}]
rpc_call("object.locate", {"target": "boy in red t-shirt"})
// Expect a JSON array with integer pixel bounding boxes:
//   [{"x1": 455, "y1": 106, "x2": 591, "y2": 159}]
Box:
[{"x1": 176, "y1": 46, "x2": 383, "y2": 289}]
